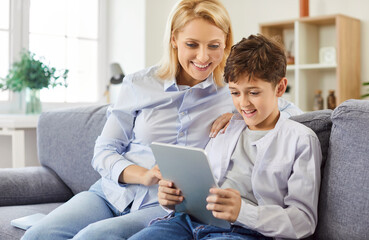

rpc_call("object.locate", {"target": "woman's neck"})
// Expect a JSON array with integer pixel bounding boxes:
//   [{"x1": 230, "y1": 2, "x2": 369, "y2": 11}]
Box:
[{"x1": 177, "y1": 69, "x2": 206, "y2": 87}]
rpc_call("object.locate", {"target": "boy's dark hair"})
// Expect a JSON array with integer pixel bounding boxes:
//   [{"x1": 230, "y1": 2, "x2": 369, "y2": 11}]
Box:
[{"x1": 224, "y1": 34, "x2": 286, "y2": 87}]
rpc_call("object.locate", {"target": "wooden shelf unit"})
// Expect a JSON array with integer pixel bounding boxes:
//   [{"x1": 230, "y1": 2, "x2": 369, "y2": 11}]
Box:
[{"x1": 260, "y1": 14, "x2": 361, "y2": 111}]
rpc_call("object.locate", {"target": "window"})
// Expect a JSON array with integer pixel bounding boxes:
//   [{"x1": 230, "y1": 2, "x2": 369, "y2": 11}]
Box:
[
  {"x1": 0, "y1": 0, "x2": 10, "y2": 101},
  {"x1": 0, "y1": 0, "x2": 106, "y2": 106},
  {"x1": 29, "y1": 0, "x2": 102, "y2": 103}
]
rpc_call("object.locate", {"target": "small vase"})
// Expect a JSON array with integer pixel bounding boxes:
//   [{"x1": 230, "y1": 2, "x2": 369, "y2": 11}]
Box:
[
  {"x1": 299, "y1": 0, "x2": 309, "y2": 17},
  {"x1": 25, "y1": 88, "x2": 42, "y2": 114},
  {"x1": 313, "y1": 90, "x2": 324, "y2": 111},
  {"x1": 327, "y1": 90, "x2": 336, "y2": 110}
]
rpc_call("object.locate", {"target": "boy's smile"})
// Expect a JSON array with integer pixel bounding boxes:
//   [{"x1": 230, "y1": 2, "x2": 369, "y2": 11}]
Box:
[{"x1": 229, "y1": 75, "x2": 287, "y2": 131}]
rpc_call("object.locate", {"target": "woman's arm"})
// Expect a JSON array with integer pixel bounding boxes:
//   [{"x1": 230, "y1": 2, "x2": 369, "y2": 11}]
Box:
[
  {"x1": 92, "y1": 78, "x2": 153, "y2": 186},
  {"x1": 120, "y1": 165, "x2": 162, "y2": 186},
  {"x1": 209, "y1": 113, "x2": 233, "y2": 138}
]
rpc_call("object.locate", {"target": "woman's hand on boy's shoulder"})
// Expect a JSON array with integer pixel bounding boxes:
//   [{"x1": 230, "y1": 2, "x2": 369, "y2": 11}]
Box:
[
  {"x1": 210, "y1": 113, "x2": 233, "y2": 138},
  {"x1": 206, "y1": 188, "x2": 241, "y2": 223}
]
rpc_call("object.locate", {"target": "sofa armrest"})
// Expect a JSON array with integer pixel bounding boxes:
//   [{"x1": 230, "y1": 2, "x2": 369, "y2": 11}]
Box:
[
  {"x1": 0, "y1": 166, "x2": 74, "y2": 206},
  {"x1": 37, "y1": 105, "x2": 107, "y2": 194}
]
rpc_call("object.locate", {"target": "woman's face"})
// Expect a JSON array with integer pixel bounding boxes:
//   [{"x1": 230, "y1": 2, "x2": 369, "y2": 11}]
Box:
[{"x1": 172, "y1": 18, "x2": 226, "y2": 86}]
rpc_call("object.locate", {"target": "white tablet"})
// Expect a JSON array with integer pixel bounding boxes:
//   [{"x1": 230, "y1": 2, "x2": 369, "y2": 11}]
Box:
[
  {"x1": 11, "y1": 213, "x2": 46, "y2": 230},
  {"x1": 150, "y1": 142, "x2": 230, "y2": 229}
]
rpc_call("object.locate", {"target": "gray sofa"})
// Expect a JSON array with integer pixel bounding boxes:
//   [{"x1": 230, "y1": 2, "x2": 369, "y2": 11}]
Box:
[{"x1": 0, "y1": 99, "x2": 368, "y2": 240}]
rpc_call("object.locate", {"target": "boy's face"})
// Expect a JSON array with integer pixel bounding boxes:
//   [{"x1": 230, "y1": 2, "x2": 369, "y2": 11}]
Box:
[{"x1": 229, "y1": 74, "x2": 287, "y2": 131}]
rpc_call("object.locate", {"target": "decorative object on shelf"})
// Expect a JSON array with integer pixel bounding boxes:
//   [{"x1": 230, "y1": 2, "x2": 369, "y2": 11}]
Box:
[
  {"x1": 327, "y1": 90, "x2": 336, "y2": 110},
  {"x1": 283, "y1": 85, "x2": 293, "y2": 102},
  {"x1": 286, "y1": 53, "x2": 295, "y2": 65},
  {"x1": 104, "y1": 63, "x2": 125, "y2": 104},
  {"x1": 319, "y1": 47, "x2": 336, "y2": 65},
  {"x1": 286, "y1": 41, "x2": 295, "y2": 65},
  {"x1": 0, "y1": 50, "x2": 69, "y2": 114},
  {"x1": 299, "y1": 0, "x2": 309, "y2": 17},
  {"x1": 362, "y1": 81, "x2": 369, "y2": 99},
  {"x1": 313, "y1": 90, "x2": 324, "y2": 111}
]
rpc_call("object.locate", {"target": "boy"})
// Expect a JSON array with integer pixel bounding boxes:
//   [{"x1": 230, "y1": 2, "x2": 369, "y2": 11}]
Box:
[{"x1": 129, "y1": 34, "x2": 322, "y2": 240}]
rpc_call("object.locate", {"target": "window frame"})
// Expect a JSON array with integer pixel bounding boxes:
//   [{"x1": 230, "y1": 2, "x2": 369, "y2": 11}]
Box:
[
  {"x1": 0, "y1": 0, "x2": 108, "y2": 113},
  {"x1": 0, "y1": 0, "x2": 10, "y2": 103}
]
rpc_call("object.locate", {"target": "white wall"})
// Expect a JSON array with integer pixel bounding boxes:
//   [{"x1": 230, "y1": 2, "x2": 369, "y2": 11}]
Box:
[
  {"x1": 107, "y1": 0, "x2": 146, "y2": 75},
  {"x1": 108, "y1": 0, "x2": 369, "y2": 95},
  {"x1": 145, "y1": 0, "x2": 175, "y2": 67}
]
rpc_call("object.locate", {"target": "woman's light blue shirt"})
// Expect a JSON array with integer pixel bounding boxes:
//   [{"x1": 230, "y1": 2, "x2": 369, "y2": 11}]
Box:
[
  {"x1": 92, "y1": 66, "x2": 234, "y2": 212},
  {"x1": 92, "y1": 66, "x2": 302, "y2": 213}
]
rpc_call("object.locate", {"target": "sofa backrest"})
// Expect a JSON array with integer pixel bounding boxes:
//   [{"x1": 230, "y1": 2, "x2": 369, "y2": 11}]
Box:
[
  {"x1": 37, "y1": 104, "x2": 109, "y2": 194},
  {"x1": 314, "y1": 99, "x2": 369, "y2": 240},
  {"x1": 290, "y1": 109, "x2": 333, "y2": 169},
  {"x1": 290, "y1": 109, "x2": 333, "y2": 240}
]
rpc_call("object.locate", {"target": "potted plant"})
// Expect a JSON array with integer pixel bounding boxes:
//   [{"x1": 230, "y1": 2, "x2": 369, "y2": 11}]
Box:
[
  {"x1": 362, "y1": 81, "x2": 369, "y2": 99},
  {"x1": 0, "y1": 50, "x2": 68, "y2": 114}
]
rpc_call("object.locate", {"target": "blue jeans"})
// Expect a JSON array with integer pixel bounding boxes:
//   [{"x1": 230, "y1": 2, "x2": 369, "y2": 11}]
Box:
[
  {"x1": 128, "y1": 212, "x2": 273, "y2": 240},
  {"x1": 22, "y1": 179, "x2": 167, "y2": 240}
]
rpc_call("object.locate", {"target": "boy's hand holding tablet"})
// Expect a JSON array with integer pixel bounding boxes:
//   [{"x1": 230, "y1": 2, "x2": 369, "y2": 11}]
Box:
[{"x1": 206, "y1": 188, "x2": 242, "y2": 223}]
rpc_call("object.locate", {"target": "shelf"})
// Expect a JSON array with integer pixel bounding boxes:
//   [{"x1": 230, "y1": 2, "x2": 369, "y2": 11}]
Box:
[
  {"x1": 287, "y1": 64, "x2": 336, "y2": 71},
  {"x1": 299, "y1": 63, "x2": 336, "y2": 69},
  {"x1": 287, "y1": 65, "x2": 296, "y2": 71},
  {"x1": 260, "y1": 14, "x2": 361, "y2": 111}
]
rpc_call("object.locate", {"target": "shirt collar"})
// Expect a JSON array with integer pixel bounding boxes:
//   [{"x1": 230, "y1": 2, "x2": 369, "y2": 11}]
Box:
[
  {"x1": 164, "y1": 78, "x2": 178, "y2": 92},
  {"x1": 163, "y1": 73, "x2": 218, "y2": 92},
  {"x1": 231, "y1": 111, "x2": 288, "y2": 133}
]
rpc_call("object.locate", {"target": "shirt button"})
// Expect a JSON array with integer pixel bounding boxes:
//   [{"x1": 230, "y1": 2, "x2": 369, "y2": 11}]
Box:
[
  {"x1": 180, "y1": 112, "x2": 185, "y2": 116},
  {"x1": 179, "y1": 132, "x2": 184, "y2": 137}
]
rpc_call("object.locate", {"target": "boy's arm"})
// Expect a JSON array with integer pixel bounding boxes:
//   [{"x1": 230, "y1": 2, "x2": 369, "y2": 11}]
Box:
[{"x1": 235, "y1": 135, "x2": 322, "y2": 239}]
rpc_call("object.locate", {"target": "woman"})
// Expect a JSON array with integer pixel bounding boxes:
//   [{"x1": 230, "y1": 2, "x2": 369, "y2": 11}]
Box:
[{"x1": 22, "y1": 1, "x2": 300, "y2": 239}]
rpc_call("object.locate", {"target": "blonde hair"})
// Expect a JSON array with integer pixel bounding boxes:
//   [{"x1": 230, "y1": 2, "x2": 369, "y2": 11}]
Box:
[{"x1": 156, "y1": 0, "x2": 233, "y2": 87}]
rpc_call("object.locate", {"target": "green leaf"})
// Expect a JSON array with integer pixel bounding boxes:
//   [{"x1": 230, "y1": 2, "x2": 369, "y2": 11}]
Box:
[{"x1": 1, "y1": 50, "x2": 69, "y2": 91}]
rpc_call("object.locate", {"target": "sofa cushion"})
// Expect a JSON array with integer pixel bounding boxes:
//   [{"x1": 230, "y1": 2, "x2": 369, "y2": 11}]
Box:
[
  {"x1": 0, "y1": 203, "x2": 62, "y2": 240},
  {"x1": 0, "y1": 167, "x2": 73, "y2": 206},
  {"x1": 290, "y1": 109, "x2": 333, "y2": 168},
  {"x1": 37, "y1": 105, "x2": 109, "y2": 195},
  {"x1": 315, "y1": 99, "x2": 369, "y2": 240}
]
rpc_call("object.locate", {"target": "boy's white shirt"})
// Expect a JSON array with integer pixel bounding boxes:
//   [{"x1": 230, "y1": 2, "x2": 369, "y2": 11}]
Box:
[{"x1": 205, "y1": 113, "x2": 322, "y2": 239}]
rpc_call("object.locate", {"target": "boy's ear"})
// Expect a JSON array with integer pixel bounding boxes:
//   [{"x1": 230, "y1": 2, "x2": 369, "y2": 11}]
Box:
[{"x1": 275, "y1": 78, "x2": 288, "y2": 97}]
